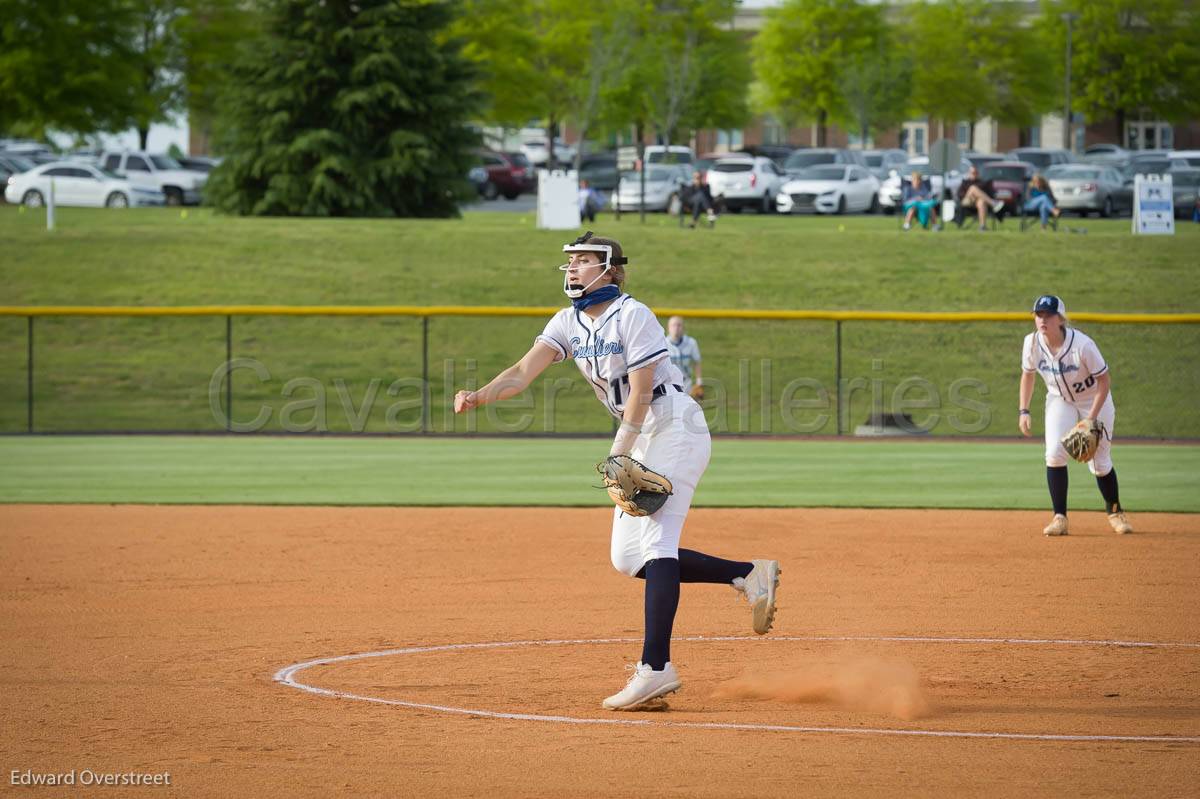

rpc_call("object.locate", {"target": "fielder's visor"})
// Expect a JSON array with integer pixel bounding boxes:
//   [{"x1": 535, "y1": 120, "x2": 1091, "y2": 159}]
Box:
[{"x1": 1033, "y1": 295, "x2": 1066, "y2": 315}]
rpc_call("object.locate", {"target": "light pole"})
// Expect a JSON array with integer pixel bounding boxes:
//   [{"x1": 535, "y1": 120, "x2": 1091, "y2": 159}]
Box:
[{"x1": 1062, "y1": 12, "x2": 1079, "y2": 152}]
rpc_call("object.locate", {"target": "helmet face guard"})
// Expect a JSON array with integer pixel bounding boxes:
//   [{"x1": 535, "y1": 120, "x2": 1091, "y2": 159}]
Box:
[{"x1": 559, "y1": 232, "x2": 627, "y2": 299}]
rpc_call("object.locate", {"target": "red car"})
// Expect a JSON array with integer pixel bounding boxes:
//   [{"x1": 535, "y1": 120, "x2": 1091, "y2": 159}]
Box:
[
  {"x1": 471, "y1": 150, "x2": 535, "y2": 200},
  {"x1": 979, "y1": 161, "x2": 1035, "y2": 214}
]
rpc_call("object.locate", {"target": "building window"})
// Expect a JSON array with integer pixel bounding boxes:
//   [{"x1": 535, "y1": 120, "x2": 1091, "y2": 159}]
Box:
[
  {"x1": 1028, "y1": 126, "x2": 1041, "y2": 147},
  {"x1": 762, "y1": 118, "x2": 784, "y2": 146},
  {"x1": 900, "y1": 121, "x2": 928, "y2": 155},
  {"x1": 955, "y1": 121, "x2": 971, "y2": 147},
  {"x1": 716, "y1": 129, "x2": 744, "y2": 151},
  {"x1": 1126, "y1": 120, "x2": 1172, "y2": 150}
]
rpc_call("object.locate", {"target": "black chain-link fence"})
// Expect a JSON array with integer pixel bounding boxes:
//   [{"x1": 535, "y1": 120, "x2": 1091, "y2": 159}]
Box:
[{"x1": 2, "y1": 310, "x2": 1197, "y2": 438}]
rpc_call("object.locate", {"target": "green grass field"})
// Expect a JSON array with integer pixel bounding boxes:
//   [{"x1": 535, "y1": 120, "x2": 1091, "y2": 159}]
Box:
[
  {"x1": 0, "y1": 435, "x2": 1196, "y2": 512},
  {"x1": 2, "y1": 206, "x2": 1198, "y2": 438}
]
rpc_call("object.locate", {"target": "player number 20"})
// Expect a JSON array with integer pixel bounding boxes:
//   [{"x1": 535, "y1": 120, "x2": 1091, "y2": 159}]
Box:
[{"x1": 1072, "y1": 374, "x2": 1096, "y2": 394}]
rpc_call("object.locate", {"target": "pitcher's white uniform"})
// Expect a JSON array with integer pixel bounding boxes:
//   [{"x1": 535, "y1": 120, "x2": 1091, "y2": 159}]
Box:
[
  {"x1": 537, "y1": 294, "x2": 711, "y2": 576},
  {"x1": 1021, "y1": 327, "x2": 1115, "y2": 476},
  {"x1": 665, "y1": 333, "x2": 702, "y2": 393}
]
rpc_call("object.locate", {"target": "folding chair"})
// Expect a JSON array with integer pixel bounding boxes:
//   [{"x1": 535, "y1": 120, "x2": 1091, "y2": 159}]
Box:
[{"x1": 1019, "y1": 182, "x2": 1059, "y2": 232}]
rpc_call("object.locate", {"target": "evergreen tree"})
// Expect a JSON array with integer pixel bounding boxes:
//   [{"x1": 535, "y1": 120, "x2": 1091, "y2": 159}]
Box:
[{"x1": 206, "y1": 0, "x2": 481, "y2": 218}]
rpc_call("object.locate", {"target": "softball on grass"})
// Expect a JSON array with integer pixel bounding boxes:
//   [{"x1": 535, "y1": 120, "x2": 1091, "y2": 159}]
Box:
[{"x1": 838, "y1": 224, "x2": 845, "y2": 232}]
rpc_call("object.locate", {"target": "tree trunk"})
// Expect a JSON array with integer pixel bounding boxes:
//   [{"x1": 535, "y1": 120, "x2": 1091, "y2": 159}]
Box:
[
  {"x1": 968, "y1": 118, "x2": 976, "y2": 151},
  {"x1": 817, "y1": 109, "x2": 827, "y2": 147},
  {"x1": 1115, "y1": 109, "x2": 1126, "y2": 148},
  {"x1": 138, "y1": 126, "x2": 150, "y2": 150},
  {"x1": 547, "y1": 115, "x2": 556, "y2": 170}
]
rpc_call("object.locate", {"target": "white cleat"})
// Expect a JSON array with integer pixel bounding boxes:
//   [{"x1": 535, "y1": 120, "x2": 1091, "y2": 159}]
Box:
[
  {"x1": 1043, "y1": 514, "x2": 1069, "y2": 536},
  {"x1": 1108, "y1": 511, "x2": 1133, "y2": 535},
  {"x1": 602, "y1": 662, "x2": 681, "y2": 710},
  {"x1": 734, "y1": 559, "x2": 781, "y2": 635}
]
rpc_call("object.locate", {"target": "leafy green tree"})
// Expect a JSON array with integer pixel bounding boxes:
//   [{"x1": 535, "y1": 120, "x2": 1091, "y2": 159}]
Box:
[
  {"x1": 123, "y1": 0, "x2": 188, "y2": 150},
  {"x1": 1042, "y1": 0, "x2": 1200, "y2": 136},
  {"x1": 838, "y1": 25, "x2": 911, "y2": 146},
  {"x1": 904, "y1": 0, "x2": 1056, "y2": 148},
  {"x1": 0, "y1": 0, "x2": 142, "y2": 138},
  {"x1": 205, "y1": 0, "x2": 481, "y2": 217},
  {"x1": 754, "y1": 0, "x2": 881, "y2": 146}
]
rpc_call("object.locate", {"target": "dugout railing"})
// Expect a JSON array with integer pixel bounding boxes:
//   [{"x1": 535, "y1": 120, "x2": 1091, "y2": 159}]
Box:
[{"x1": 1, "y1": 306, "x2": 1198, "y2": 438}]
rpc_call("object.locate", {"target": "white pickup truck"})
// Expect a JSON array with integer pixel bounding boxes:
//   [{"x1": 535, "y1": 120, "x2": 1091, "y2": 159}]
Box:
[{"x1": 100, "y1": 151, "x2": 207, "y2": 206}]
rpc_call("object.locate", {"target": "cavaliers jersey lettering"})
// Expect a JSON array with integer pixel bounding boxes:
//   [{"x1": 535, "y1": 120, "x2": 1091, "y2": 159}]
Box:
[
  {"x1": 1021, "y1": 328, "x2": 1108, "y2": 402},
  {"x1": 536, "y1": 294, "x2": 684, "y2": 419}
]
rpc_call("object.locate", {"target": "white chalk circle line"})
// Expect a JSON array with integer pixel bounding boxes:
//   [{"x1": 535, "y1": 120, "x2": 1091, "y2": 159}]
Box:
[{"x1": 273, "y1": 635, "x2": 1200, "y2": 744}]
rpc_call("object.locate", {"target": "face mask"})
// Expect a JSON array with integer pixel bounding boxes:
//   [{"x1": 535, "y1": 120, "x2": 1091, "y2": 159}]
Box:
[{"x1": 560, "y1": 261, "x2": 612, "y2": 299}]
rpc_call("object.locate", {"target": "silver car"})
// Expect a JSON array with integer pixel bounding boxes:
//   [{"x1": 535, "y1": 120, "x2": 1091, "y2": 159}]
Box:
[
  {"x1": 611, "y1": 164, "x2": 691, "y2": 212},
  {"x1": 1045, "y1": 165, "x2": 1130, "y2": 217}
]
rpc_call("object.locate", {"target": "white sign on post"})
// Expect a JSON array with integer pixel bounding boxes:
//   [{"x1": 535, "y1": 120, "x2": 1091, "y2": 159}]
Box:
[
  {"x1": 1132, "y1": 173, "x2": 1174, "y2": 235},
  {"x1": 536, "y1": 169, "x2": 582, "y2": 230}
]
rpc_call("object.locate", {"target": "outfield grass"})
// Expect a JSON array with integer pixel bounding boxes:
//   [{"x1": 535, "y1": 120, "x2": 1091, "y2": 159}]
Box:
[
  {"x1": 0, "y1": 436, "x2": 1196, "y2": 512},
  {"x1": 1, "y1": 206, "x2": 1198, "y2": 437}
]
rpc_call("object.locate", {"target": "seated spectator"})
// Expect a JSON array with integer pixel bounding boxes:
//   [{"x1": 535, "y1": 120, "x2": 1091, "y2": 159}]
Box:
[
  {"x1": 1024, "y1": 173, "x2": 1061, "y2": 229},
  {"x1": 578, "y1": 178, "x2": 604, "y2": 222},
  {"x1": 957, "y1": 165, "x2": 1006, "y2": 230},
  {"x1": 902, "y1": 171, "x2": 940, "y2": 230},
  {"x1": 683, "y1": 170, "x2": 716, "y2": 228}
]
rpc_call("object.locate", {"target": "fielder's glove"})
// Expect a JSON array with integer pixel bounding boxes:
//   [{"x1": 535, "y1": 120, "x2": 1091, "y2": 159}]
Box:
[
  {"x1": 1061, "y1": 418, "x2": 1105, "y2": 463},
  {"x1": 596, "y1": 454, "x2": 674, "y2": 517},
  {"x1": 690, "y1": 384, "x2": 704, "y2": 401}
]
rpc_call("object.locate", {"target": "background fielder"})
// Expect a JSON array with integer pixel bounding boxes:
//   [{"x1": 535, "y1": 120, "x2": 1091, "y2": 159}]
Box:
[
  {"x1": 453, "y1": 232, "x2": 780, "y2": 711},
  {"x1": 665, "y1": 316, "x2": 703, "y2": 399},
  {"x1": 1019, "y1": 294, "x2": 1133, "y2": 536}
]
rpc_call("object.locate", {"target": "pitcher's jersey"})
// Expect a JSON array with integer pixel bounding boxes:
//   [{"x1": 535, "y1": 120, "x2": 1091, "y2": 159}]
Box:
[
  {"x1": 1021, "y1": 328, "x2": 1108, "y2": 402},
  {"x1": 536, "y1": 294, "x2": 683, "y2": 419},
  {"x1": 665, "y1": 334, "x2": 701, "y2": 391}
]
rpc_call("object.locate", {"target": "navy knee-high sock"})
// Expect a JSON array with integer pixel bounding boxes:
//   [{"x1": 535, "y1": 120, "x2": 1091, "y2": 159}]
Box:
[
  {"x1": 677, "y1": 549, "x2": 753, "y2": 583},
  {"x1": 634, "y1": 550, "x2": 753, "y2": 584},
  {"x1": 1095, "y1": 469, "x2": 1122, "y2": 514},
  {"x1": 1047, "y1": 466, "x2": 1068, "y2": 515},
  {"x1": 641, "y1": 558, "x2": 680, "y2": 671}
]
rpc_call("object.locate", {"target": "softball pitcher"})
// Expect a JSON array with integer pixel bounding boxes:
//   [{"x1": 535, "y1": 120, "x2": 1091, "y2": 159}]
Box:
[
  {"x1": 1019, "y1": 295, "x2": 1133, "y2": 536},
  {"x1": 454, "y1": 232, "x2": 781, "y2": 710}
]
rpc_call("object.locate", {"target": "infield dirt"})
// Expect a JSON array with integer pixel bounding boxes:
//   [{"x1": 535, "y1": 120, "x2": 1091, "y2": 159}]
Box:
[{"x1": 1, "y1": 505, "x2": 1197, "y2": 797}]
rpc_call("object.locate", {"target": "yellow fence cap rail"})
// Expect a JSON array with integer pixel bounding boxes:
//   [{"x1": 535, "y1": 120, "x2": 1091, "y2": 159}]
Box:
[{"x1": 0, "y1": 305, "x2": 1197, "y2": 324}]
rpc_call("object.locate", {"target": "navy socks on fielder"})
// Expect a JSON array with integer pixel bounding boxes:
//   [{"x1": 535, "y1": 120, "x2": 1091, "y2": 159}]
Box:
[
  {"x1": 1047, "y1": 466, "x2": 1069, "y2": 515},
  {"x1": 640, "y1": 558, "x2": 680, "y2": 671},
  {"x1": 1095, "y1": 469, "x2": 1122, "y2": 514}
]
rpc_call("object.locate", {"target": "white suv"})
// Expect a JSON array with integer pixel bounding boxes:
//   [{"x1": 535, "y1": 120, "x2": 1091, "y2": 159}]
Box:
[
  {"x1": 704, "y1": 155, "x2": 787, "y2": 213},
  {"x1": 101, "y1": 151, "x2": 206, "y2": 206}
]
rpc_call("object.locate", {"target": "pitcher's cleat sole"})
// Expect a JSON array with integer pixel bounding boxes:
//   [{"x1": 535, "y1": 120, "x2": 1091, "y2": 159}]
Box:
[{"x1": 605, "y1": 686, "x2": 680, "y2": 712}]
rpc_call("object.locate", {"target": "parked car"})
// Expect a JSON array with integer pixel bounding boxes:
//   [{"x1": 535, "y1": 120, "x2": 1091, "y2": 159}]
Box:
[
  {"x1": 1122, "y1": 158, "x2": 1191, "y2": 183},
  {"x1": 1081, "y1": 143, "x2": 1130, "y2": 167},
  {"x1": 776, "y1": 164, "x2": 880, "y2": 214},
  {"x1": 472, "y1": 149, "x2": 534, "y2": 200},
  {"x1": 1005, "y1": 147, "x2": 1075, "y2": 171},
  {"x1": 101, "y1": 151, "x2": 206, "y2": 205},
  {"x1": 1168, "y1": 168, "x2": 1200, "y2": 218},
  {"x1": 176, "y1": 155, "x2": 222, "y2": 173},
  {"x1": 783, "y1": 148, "x2": 864, "y2": 176},
  {"x1": 611, "y1": 164, "x2": 691, "y2": 212},
  {"x1": 577, "y1": 152, "x2": 619, "y2": 191},
  {"x1": 1167, "y1": 150, "x2": 1200, "y2": 167},
  {"x1": 978, "y1": 161, "x2": 1035, "y2": 214},
  {"x1": 520, "y1": 138, "x2": 575, "y2": 167},
  {"x1": 5, "y1": 162, "x2": 163, "y2": 207},
  {"x1": 862, "y1": 148, "x2": 908, "y2": 181},
  {"x1": 1045, "y1": 164, "x2": 1131, "y2": 217},
  {"x1": 1, "y1": 140, "x2": 56, "y2": 163},
  {"x1": 705, "y1": 155, "x2": 788, "y2": 213},
  {"x1": 643, "y1": 145, "x2": 694, "y2": 165},
  {"x1": 735, "y1": 144, "x2": 795, "y2": 168},
  {"x1": 878, "y1": 156, "x2": 970, "y2": 213},
  {"x1": 964, "y1": 152, "x2": 1005, "y2": 171}
]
